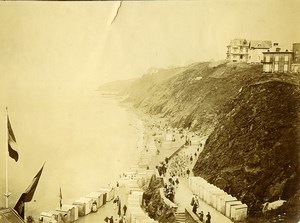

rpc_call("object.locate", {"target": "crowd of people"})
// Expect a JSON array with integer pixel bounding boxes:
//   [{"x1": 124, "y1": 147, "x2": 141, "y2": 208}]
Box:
[{"x1": 167, "y1": 152, "x2": 190, "y2": 178}]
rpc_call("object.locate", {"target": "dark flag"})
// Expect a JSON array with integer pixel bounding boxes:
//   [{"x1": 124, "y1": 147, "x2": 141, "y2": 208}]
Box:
[
  {"x1": 14, "y1": 163, "x2": 45, "y2": 219},
  {"x1": 59, "y1": 187, "x2": 63, "y2": 209},
  {"x1": 7, "y1": 116, "x2": 19, "y2": 162}
]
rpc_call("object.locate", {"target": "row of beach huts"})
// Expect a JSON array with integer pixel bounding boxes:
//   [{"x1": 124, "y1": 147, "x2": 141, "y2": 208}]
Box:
[
  {"x1": 39, "y1": 186, "x2": 116, "y2": 223},
  {"x1": 39, "y1": 131, "x2": 159, "y2": 223},
  {"x1": 189, "y1": 177, "x2": 248, "y2": 222}
]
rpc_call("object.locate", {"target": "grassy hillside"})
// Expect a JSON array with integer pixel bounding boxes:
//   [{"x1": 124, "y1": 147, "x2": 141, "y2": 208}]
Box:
[{"x1": 99, "y1": 61, "x2": 300, "y2": 222}]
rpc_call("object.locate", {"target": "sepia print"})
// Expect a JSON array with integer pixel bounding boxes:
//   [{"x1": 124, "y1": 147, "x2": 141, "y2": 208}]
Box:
[{"x1": 0, "y1": 1, "x2": 300, "y2": 223}]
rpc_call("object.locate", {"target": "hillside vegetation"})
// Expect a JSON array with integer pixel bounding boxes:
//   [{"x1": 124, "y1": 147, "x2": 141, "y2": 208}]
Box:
[{"x1": 99, "y1": 61, "x2": 300, "y2": 222}]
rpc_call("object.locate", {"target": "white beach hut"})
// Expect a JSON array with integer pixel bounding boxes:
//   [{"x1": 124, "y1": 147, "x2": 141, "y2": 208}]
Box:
[
  {"x1": 230, "y1": 203, "x2": 248, "y2": 221},
  {"x1": 225, "y1": 200, "x2": 242, "y2": 218},
  {"x1": 61, "y1": 205, "x2": 79, "y2": 222}
]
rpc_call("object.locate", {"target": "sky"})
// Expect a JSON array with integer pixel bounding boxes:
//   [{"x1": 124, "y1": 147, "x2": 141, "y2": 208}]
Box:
[{"x1": 0, "y1": 0, "x2": 300, "y2": 91}]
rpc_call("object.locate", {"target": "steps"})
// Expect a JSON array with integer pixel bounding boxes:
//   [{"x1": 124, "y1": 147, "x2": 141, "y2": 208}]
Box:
[{"x1": 175, "y1": 212, "x2": 186, "y2": 223}]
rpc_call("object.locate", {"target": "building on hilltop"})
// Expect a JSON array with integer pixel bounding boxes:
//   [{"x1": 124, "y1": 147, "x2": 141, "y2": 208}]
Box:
[
  {"x1": 226, "y1": 38, "x2": 272, "y2": 63},
  {"x1": 226, "y1": 39, "x2": 249, "y2": 62},
  {"x1": 262, "y1": 43, "x2": 294, "y2": 73},
  {"x1": 248, "y1": 40, "x2": 272, "y2": 63},
  {"x1": 291, "y1": 43, "x2": 300, "y2": 73}
]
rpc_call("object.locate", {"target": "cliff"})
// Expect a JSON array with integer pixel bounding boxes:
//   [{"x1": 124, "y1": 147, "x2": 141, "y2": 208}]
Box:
[{"x1": 99, "y1": 61, "x2": 300, "y2": 222}]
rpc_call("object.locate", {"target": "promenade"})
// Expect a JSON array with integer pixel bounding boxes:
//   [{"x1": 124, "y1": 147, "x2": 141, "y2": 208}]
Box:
[
  {"x1": 72, "y1": 120, "x2": 234, "y2": 223},
  {"x1": 76, "y1": 186, "x2": 128, "y2": 223}
]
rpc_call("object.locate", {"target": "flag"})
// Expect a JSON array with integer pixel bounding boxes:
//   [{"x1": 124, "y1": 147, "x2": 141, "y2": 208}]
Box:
[
  {"x1": 14, "y1": 163, "x2": 45, "y2": 219},
  {"x1": 7, "y1": 116, "x2": 19, "y2": 162},
  {"x1": 59, "y1": 187, "x2": 63, "y2": 209}
]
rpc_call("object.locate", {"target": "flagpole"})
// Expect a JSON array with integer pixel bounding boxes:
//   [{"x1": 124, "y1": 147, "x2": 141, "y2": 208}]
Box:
[{"x1": 5, "y1": 107, "x2": 9, "y2": 208}]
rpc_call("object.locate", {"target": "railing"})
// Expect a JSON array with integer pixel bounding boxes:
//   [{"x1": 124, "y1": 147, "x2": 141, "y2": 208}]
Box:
[
  {"x1": 159, "y1": 188, "x2": 178, "y2": 211},
  {"x1": 185, "y1": 208, "x2": 201, "y2": 223}
]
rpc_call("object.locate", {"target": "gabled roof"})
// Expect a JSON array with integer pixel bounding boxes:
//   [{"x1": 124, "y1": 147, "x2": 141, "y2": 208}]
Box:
[
  {"x1": 229, "y1": 38, "x2": 249, "y2": 47},
  {"x1": 249, "y1": 40, "x2": 272, "y2": 49}
]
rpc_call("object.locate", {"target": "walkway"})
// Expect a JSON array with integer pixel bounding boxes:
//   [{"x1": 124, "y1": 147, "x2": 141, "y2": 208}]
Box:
[
  {"x1": 174, "y1": 177, "x2": 233, "y2": 223},
  {"x1": 147, "y1": 125, "x2": 233, "y2": 223},
  {"x1": 76, "y1": 186, "x2": 128, "y2": 223}
]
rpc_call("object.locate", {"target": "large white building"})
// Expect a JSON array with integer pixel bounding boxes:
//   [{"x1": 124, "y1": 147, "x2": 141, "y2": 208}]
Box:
[
  {"x1": 248, "y1": 40, "x2": 272, "y2": 63},
  {"x1": 226, "y1": 39, "x2": 249, "y2": 62},
  {"x1": 226, "y1": 39, "x2": 272, "y2": 63}
]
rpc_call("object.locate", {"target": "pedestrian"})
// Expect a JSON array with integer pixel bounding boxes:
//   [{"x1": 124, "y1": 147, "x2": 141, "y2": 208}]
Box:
[
  {"x1": 206, "y1": 212, "x2": 211, "y2": 223},
  {"x1": 190, "y1": 156, "x2": 193, "y2": 163},
  {"x1": 118, "y1": 200, "x2": 122, "y2": 217},
  {"x1": 195, "y1": 152, "x2": 197, "y2": 157},
  {"x1": 192, "y1": 201, "x2": 198, "y2": 214},
  {"x1": 175, "y1": 178, "x2": 179, "y2": 188},
  {"x1": 199, "y1": 211, "x2": 204, "y2": 222},
  {"x1": 117, "y1": 181, "x2": 119, "y2": 189},
  {"x1": 186, "y1": 169, "x2": 190, "y2": 178},
  {"x1": 114, "y1": 196, "x2": 119, "y2": 210},
  {"x1": 123, "y1": 204, "x2": 127, "y2": 215},
  {"x1": 190, "y1": 195, "x2": 195, "y2": 206},
  {"x1": 109, "y1": 216, "x2": 114, "y2": 223},
  {"x1": 104, "y1": 217, "x2": 109, "y2": 223}
]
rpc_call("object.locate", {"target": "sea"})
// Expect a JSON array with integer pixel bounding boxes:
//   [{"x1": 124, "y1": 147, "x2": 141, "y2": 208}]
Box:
[{"x1": 0, "y1": 90, "x2": 142, "y2": 218}]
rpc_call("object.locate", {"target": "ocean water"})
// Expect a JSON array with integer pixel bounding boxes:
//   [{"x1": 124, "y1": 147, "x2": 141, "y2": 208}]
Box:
[{"x1": 0, "y1": 91, "x2": 142, "y2": 218}]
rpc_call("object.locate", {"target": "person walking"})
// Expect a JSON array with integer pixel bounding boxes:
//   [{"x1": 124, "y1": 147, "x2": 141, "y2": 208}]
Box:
[
  {"x1": 206, "y1": 212, "x2": 211, "y2": 223},
  {"x1": 199, "y1": 211, "x2": 204, "y2": 222},
  {"x1": 123, "y1": 204, "x2": 127, "y2": 216},
  {"x1": 118, "y1": 199, "x2": 122, "y2": 217},
  {"x1": 192, "y1": 201, "x2": 198, "y2": 214},
  {"x1": 186, "y1": 168, "x2": 190, "y2": 178}
]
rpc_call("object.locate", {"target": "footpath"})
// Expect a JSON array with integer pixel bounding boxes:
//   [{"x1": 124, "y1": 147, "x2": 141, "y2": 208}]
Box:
[
  {"x1": 71, "y1": 119, "x2": 234, "y2": 223},
  {"x1": 146, "y1": 121, "x2": 233, "y2": 223},
  {"x1": 76, "y1": 186, "x2": 128, "y2": 223}
]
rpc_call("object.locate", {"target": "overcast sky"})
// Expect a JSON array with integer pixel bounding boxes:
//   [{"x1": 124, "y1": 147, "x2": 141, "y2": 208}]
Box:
[{"x1": 0, "y1": 0, "x2": 300, "y2": 90}]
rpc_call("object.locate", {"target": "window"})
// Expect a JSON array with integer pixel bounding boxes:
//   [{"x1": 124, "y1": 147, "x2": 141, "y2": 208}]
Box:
[
  {"x1": 275, "y1": 56, "x2": 279, "y2": 62},
  {"x1": 266, "y1": 56, "x2": 270, "y2": 62},
  {"x1": 284, "y1": 55, "x2": 289, "y2": 61},
  {"x1": 275, "y1": 64, "x2": 279, "y2": 72},
  {"x1": 284, "y1": 64, "x2": 288, "y2": 72},
  {"x1": 296, "y1": 50, "x2": 299, "y2": 55}
]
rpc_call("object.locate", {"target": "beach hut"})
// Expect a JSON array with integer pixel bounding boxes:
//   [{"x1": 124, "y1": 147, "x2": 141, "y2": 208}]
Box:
[
  {"x1": 231, "y1": 203, "x2": 248, "y2": 221},
  {"x1": 218, "y1": 196, "x2": 237, "y2": 214},
  {"x1": 72, "y1": 199, "x2": 90, "y2": 216},
  {"x1": 80, "y1": 197, "x2": 93, "y2": 213},
  {"x1": 207, "y1": 186, "x2": 223, "y2": 206},
  {"x1": 225, "y1": 200, "x2": 242, "y2": 218},
  {"x1": 212, "y1": 190, "x2": 228, "y2": 209},
  {"x1": 102, "y1": 192, "x2": 107, "y2": 205},
  {"x1": 61, "y1": 205, "x2": 79, "y2": 222},
  {"x1": 48, "y1": 210, "x2": 62, "y2": 223},
  {"x1": 39, "y1": 212, "x2": 56, "y2": 223},
  {"x1": 98, "y1": 187, "x2": 115, "y2": 201},
  {"x1": 86, "y1": 192, "x2": 104, "y2": 208},
  {"x1": 55, "y1": 207, "x2": 71, "y2": 223}
]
